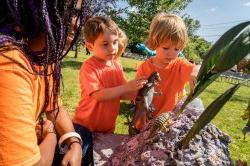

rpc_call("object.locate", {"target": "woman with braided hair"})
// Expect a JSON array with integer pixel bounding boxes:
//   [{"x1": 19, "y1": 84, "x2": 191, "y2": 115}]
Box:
[{"x1": 0, "y1": 0, "x2": 92, "y2": 165}]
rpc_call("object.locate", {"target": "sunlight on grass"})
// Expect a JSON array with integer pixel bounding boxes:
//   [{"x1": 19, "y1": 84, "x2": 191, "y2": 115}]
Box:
[{"x1": 200, "y1": 81, "x2": 250, "y2": 162}]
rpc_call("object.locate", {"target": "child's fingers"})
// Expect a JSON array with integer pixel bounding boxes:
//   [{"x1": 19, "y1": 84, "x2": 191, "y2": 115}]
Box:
[
  {"x1": 154, "y1": 82, "x2": 160, "y2": 86},
  {"x1": 127, "y1": 78, "x2": 147, "y2": 90},
  {"x1": 136, "y1": 77, "x2": 148, "y2": 84},
  {"x1": 136, "y1": 79, "x2": 147, "y2": 89},
  {"x1": 136, "y1": 76, "x2": 147, "y2": 80}
]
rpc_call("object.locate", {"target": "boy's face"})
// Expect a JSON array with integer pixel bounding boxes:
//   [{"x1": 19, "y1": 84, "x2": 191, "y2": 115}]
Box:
[
  {"x1": 86, "y1": 29, "x2": 119, "y2": 62},
  {"x1": 155, "y1": 39, "x2": 182, "y2": 64}
]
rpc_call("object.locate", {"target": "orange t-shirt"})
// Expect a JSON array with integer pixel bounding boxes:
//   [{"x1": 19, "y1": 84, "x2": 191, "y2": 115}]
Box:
[
  {"x1": 0, "y1": 47, "x2": 59, "y2": 165},
  {"x1": 73, "y1": 57, "x2": 127, "y2": 133},
  {"x1": 136, "y1": 57, "x2": 195, "y2": 117}
]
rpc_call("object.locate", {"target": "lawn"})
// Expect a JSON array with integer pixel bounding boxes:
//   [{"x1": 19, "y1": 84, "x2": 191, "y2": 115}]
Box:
[{"x1": 62, "y1": 50, "x2": 250, "y2": 163}]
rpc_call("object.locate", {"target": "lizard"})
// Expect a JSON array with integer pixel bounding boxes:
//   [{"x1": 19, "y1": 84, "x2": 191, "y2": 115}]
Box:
[{"x1": 128, "y1": 71, "x2": 161, "y2": 135}]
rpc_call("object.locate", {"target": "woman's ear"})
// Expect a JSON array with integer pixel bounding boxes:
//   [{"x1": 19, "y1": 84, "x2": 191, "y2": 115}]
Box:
[{"x1": 85, "y1": 42, "x2": 93, "y2": 51}]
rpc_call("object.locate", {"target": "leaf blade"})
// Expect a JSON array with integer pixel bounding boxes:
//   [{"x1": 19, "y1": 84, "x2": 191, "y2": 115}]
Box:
[{"x1": 180, "y1": 83, "x2": 241, "y2": 149}]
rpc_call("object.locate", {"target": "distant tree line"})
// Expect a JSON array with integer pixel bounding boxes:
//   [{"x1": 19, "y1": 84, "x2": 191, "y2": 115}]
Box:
[
  {"x1": 108, "y1": 0, "x2": 211, "y2": 63},
  {"x1": 73, "y1": 0, "x2": 211, "y2": 64}
]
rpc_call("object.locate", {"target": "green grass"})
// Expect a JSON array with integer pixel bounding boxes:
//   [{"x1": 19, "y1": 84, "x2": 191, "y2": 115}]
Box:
[
  {"x1": 200, "y1": 82, "x2": 250, "y2": 162},
  {"x1": 62, "y1": 50, "x2": 250, "y2": 163}
]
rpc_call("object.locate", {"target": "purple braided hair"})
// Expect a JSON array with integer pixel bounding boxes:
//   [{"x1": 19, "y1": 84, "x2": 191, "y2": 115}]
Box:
[
  {"x1": 0, "y1": 0, "x2": 117, "y2": 120},
  {"x1": 0, "y1": 0, "x2": 85, "y2": 119}
]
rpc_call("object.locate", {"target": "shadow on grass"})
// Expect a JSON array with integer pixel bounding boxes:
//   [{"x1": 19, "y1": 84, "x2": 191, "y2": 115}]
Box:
[
  {"x1": 203, "y1": 88, "x2": 221, "y2": 95},
  {"x1": 62, "y1": 60, "x2": 83, "y2": 70},
  {"x1": 62, "y1": 61, "x2": 137, "y2": 72},
  {"x1": 119, "y1": 101, "x2": 135, "y2": 122},
  {"x1": 123, "y1": 67, "x2": 136, "y2": 74},
  {"x1": 204, "y1": 88, "x2": 248, "y2": 103},
  {"x1": 230, "y1": 94, "x2": 249, "y2": 103}
]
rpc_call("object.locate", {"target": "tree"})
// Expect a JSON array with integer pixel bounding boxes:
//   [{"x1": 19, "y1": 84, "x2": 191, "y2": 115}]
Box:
[
  {"x1": 72, "y1": 0, "x2": 117, "y2": 58},
  {"x1": 185, "y1": 36, "x2": 211, "y2": 63},
  {"x1": 182, "y1": 14, "x2": 211, "y2": 62},
  {"x1": 109, "y1": 0, "x2": 211, "y2": 60},
  {"x1": 110, "y1": 0, "x2": 193, "y2": 46}
]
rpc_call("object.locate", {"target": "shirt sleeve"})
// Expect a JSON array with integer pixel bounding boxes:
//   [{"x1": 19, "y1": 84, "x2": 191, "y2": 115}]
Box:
[
  {"x1": 136, "y1": 62, "x2": 145, "y2": 78},
  {"x1": 115, "y1": 60, "x2": 127, "y2": 84},
  {"x1": 0, "y1": 52, "x2": 40, "y2": 164},
  {"x1": 136, "y1": 60, "x2": 152, "y2": 79},
  {"x1": 80, "y1": 62, "x2": 102, "y2": 96}
]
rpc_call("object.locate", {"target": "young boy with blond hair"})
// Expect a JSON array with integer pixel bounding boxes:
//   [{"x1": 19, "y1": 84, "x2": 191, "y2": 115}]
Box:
[{"x1": 135, "y1": 13, "x2": 199, "y2": 129}]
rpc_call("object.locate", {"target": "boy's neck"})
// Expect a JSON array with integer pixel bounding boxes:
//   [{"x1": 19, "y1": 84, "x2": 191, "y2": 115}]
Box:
[
  {"x1": 152, "y1": 57, "x2": 171, "y2": 68},
  {"x1": 93, "y1": 55, "x2": 112, "y2": 66}
]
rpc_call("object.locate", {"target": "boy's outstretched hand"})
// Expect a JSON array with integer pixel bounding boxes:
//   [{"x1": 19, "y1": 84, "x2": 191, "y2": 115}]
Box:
[
  {"x1": 91, "y1": 77, "x2": 147, "y2": 101},
  {"x1": 126, "y1": 77, "x2": 148, "y2": 92},
  {"x1": 120, "y1": 77, "x2": 148, "y2": 100}
]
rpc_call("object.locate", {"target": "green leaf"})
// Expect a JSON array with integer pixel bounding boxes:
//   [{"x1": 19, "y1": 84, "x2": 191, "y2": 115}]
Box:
[
  {"x1": 180, "y1": 83, "x2": 241, "y2": 149},
  {"x1": 178, "y1": 21, "x2": 250, "y2": 113},
  {"x1": 241, "y1": 100, "x2": 250, "y2": 120},
  {"x1": 178, "y1": 72, "x2": 219, "y2": 114},
  {"x1": 214, "y1": 24, "x2": 250, "y2": 72},
  {"x1": 242, "y1": 119, "x2": 250, "y2": 139},
  {"x1": 198, "y1": 21, "x2": 250, "y2": 80}
]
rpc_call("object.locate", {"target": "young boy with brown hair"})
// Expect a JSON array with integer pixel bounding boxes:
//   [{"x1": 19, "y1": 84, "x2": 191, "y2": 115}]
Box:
[
  {"x1": 73, "y1": 16, "x2": 147, "y2": 135},
  {"x1": 73, "y1": 16, "x2": 148, "y2": 164},
  {"x1": 73, "y1": 16, "x2": 147, "y2": 133}
]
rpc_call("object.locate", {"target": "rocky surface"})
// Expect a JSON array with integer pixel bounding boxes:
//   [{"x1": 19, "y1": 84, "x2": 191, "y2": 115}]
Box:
[
  {"x1": 93, "y1": 98, "x2": 232, "y2": 166},
  {"x1": 93, "y1": 133, "x2": 131, "y2": 165}
]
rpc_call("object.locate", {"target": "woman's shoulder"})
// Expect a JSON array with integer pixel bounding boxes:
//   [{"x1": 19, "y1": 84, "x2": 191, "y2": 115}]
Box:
[{"x1": 0, "y1": 46, "x2": 31, "y2": 70}]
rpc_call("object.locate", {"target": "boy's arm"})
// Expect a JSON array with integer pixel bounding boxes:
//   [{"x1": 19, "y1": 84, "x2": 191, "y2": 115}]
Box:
[
  {"x1": 120, "y1": 66, "x2": 148, "y2": 100},
  {"x1": 91, "y1": 78, "x2": 147, "y2": 101},
  {"x1": 81, "y1": 61, "x2": 147, "y2": 101},
  {"x1": 120, "y1": 91, "x2": 137, "y2": 100},
  {"x1": 189, "y1": 65, "x2": 200, "y2": 92}
]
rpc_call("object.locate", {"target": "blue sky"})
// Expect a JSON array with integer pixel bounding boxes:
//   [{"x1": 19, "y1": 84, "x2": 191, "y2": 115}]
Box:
[
  {"x1": 184, "y1": 0, "x2": 250, "y2": 43},
  {"x1": 117, "y1": 0, "x2": 250, "y2": 43}
]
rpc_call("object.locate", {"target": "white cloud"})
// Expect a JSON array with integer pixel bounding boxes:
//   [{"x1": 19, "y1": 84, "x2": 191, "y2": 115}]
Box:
[
  {"x1": 210, "y1": 7, "x2": 217, "y2": 13},
  {"x1": 243, "y1": 1, "x2": 250, "y2": 6},
  {"x1": 205, "y1": 7, "x2": 217, "y2": 13}
]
